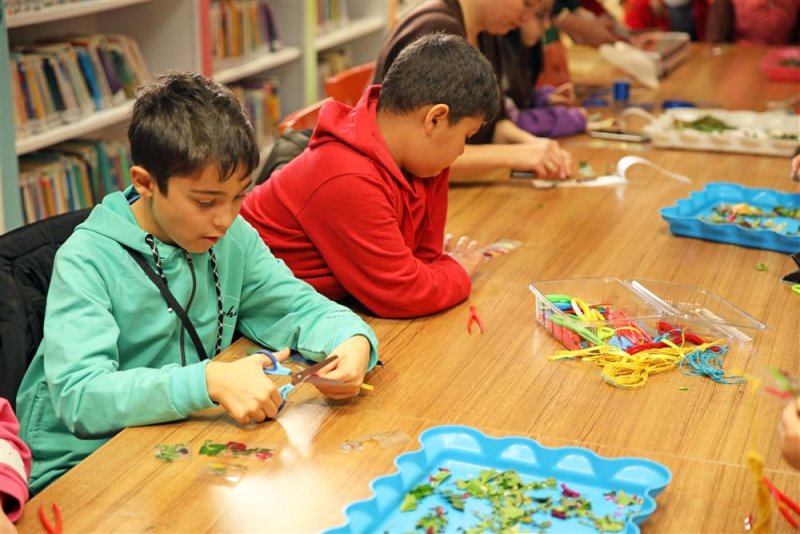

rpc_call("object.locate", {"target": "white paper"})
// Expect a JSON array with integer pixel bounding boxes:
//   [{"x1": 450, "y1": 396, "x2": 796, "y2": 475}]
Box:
[{"x1": 530, "y1": 155, "x2": 691, "y2": 189}]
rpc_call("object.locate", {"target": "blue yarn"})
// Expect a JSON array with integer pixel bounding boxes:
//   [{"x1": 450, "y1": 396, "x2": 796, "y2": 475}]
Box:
[{"x1": 680, "y1": 345, "x2": 745, "y2": 384}]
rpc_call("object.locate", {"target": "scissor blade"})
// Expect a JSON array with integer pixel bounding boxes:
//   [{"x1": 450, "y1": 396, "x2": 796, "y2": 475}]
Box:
[{"x1": 292, "y1": 355, "x2": 338, "y2": 385}]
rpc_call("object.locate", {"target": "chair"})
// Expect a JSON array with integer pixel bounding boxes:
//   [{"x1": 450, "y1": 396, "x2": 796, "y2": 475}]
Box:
[
  {"x1": 0, "y1": 208, "x2": 90, "y2": 408},
  {"x1": 323, "y1": 62, "x2": 376, "y2": 106},
  {"x1": 277, "y1": 99, "x2": 327, "y2": 135}
]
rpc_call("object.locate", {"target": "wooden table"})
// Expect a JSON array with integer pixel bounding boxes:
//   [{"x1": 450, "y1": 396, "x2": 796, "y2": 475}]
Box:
[{"x1": 17, "y1": 44, "x2": 800, "y2": 533}]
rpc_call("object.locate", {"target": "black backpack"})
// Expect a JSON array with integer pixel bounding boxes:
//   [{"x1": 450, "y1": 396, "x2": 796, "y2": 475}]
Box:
[{"x1": 255, "y1": 127, "x2": 313, "y2": 185}]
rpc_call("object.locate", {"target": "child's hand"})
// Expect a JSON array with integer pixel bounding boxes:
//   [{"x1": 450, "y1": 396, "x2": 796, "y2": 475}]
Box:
[
  {"x1": 778, "y1": 397, "x2": 800, "y2": 469},
  {"x1": 444, "y1": 234, "x2": 484, "y2": 276},
  {"x1": 313, "y1": 335, "x2": 371, "y2": 399},
  {"x1": 547, "y1": 83, "x2": 578, "y2": 107},
  {"x1": 791, "y1": 155, "x2": 800, "y2": 181},
  {"x1": 206, "y1": 349, "x2": 290, "y2": 424},
  {"x1": 0, "y1": 506, "x2": 17, "y2": 534}
]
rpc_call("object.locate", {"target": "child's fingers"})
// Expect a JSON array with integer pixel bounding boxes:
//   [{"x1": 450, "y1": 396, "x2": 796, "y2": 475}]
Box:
[
  {"x1": 273, "y1": 347, "x2": 292, "y2": 362},
  {"x1": 466, "y1": 240, "x2": 479, "y2": 255},
  {"x1": 444, "y1": 233, "x2": 453, "y2": 252}
]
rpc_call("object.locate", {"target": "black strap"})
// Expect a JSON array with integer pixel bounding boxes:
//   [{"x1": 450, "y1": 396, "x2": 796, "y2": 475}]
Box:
[{"x1": 123, "y1": 246, "x2": 209, "y2": 360}]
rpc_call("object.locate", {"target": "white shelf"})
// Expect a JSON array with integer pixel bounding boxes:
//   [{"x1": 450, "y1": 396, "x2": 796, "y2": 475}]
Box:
[
  {"x1": 6, "y1": 0, "x2": 154, "y2": 28},
  {"x1": 15, "y1": 101, "x2": 134, "y2": 155},
  {"x1": 213, "y1": 46, "x2": 301, "y2": 84},
  {"x1": 315, "y1": 14, "x2": 386, "y2": 52}
]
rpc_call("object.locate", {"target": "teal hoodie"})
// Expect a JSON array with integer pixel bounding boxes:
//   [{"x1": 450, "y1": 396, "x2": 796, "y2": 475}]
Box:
[{"x1": 16, "y1": 187, "x2": 379, "y2": 493}]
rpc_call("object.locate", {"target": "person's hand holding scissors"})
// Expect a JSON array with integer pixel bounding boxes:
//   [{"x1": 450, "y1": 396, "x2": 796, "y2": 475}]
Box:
[{"x1": 312, "y1": 335, "x2": 372, "y2": 400}]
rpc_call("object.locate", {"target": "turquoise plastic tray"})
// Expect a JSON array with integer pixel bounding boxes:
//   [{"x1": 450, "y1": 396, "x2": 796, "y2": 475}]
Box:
[
  {"x1": 660, "y1": 182, "x2": 800, "y2": 253},
  {"x1": 326, "y1": 425, "x2": 671, "y2": 534}
]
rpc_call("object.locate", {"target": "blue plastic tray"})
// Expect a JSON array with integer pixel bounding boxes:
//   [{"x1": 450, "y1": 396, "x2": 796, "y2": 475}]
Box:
[
  {"x1": 326, "y1": 425, "x2": 671, "y2": 534},
  {"x1": 660, "y1": 182, "x2": 800, "y2": 253}
]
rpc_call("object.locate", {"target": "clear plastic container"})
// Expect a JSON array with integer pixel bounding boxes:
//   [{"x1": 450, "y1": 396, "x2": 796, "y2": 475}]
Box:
[{"x1": 528, "y1": 277, "x2": 765, "y2": 353}]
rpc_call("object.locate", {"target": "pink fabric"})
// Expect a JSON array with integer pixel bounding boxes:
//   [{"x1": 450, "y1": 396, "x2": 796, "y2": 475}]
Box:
[
  {"x1": 0, "y1": 398, "x2": 31, "y2": 522},
  {"x1": 731, "y1": 0, "x2": 799, "y2": 44}
]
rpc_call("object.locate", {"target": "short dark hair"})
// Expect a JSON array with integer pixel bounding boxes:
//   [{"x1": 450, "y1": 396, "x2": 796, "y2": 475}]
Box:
[
  {"x1": 128, "y1": 72, "x2": 259, "y2": 193},
  {"x1": 377, "y1": 33, "x2": 499, "y2": 124}
]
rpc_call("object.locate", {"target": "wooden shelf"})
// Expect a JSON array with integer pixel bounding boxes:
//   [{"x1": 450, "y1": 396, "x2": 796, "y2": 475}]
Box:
[
  {"x1": 15, "y1": 101, "x2": 134, "y2": 155},
  {"x1": 213, "y1": 46, "x2": 301, "y2": 84},
  {"x1": 6, "y1": 0, "x2": 154, "y2": 28},
  {"x1": 315, "y1": 14, "x2": 386, "y2": 52}
]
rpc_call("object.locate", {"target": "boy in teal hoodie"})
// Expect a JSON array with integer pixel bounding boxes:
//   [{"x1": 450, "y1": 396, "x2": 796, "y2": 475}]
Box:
[{"x1": 16, "y1": 72, "x2": 378, "y2": 494}]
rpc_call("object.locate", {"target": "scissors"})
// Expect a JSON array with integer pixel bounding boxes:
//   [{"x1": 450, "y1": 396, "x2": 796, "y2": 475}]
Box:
[{"x1": 257, "y1": 350, "x2": 341, "y2": 411}]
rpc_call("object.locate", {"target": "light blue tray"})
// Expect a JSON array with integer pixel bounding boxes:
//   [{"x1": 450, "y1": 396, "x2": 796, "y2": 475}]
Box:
[
  {"x1": 326, "y1": 425, "x2": 671, "y2": 534},
  {"x1": 660, "y1": 182, "x2": 800, "y2": 253}
]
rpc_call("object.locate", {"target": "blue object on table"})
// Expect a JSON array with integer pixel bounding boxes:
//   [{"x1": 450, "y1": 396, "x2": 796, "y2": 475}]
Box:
[
  {"x1": 660, "y1": 182, "x2": 800, "y2": 254},
  {"x1": 325, "y1": 425, "x2": 672, "y2": 534},
  {"x1": 613, "y1": 80, "x2": 631, "y2": 103},
  {"x1": 258, "y1": 349, "x2": 294, "y2": 410},
  {"x1": 662, "y1": 99, "x2": 696, "y2": 109},
  {"x1": 583, "y1": 97, "x2": 609, "y2": 107}
]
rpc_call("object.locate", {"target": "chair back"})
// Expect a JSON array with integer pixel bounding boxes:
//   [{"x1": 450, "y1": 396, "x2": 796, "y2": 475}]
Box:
[
  {"x1": 277, "y1": 100, "x2": 327, "y2": 135},
  {"x1": 0, "y1": 209, "x2": 90, "y2": 407},
  {"x1": 323, "y1": 62, "x2": 375, "y2": 106}
]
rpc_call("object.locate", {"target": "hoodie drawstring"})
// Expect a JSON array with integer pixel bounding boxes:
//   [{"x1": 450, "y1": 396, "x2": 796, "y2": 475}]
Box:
[{"x1": 145, "y1": 234, "x2": 224, "y2": 359}]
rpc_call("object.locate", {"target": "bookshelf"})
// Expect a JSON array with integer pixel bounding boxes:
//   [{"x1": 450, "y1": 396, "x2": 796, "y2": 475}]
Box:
[{"x1": 0, "y1": 0, "x2": 392, "y2": 232}]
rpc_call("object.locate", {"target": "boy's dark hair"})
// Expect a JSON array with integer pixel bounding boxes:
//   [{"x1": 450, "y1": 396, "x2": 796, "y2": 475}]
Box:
[
  {"x1": 377, "y1": 33, "x2": 499, "y2": 124},
  {"x1": 128, "y1": 72, "x2": 259, "y2": 193}
]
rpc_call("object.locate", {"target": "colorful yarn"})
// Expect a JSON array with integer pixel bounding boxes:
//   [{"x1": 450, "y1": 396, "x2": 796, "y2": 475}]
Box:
[
  {"x1": 549, "y1": 336, "x2": 730, "y2": 389},
  {"x1": 679, "y1": 345, "x2": 745, "y2": 384}
]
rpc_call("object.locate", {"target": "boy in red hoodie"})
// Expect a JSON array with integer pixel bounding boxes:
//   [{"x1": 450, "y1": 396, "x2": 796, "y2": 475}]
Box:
[{"x1": 241, "y1": 33, "x2": 498, "y2": 318}]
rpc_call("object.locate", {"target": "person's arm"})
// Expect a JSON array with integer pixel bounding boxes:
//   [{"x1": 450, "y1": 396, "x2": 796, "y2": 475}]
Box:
[
  {"x1": 0, "y1": 398, "x2": 30, "y2": 524},
  {"x1": 40, "y1": 249, "x2": 216, "y2": 437},
  {"x1": 556, "y1": 7, "x2": 622, "y2": 47},
  {"x1": 291, "y1": 174, "x2": 472, "y2": 318},
  {"x1": 778, "y1": 397, "x2": 800, "y2": 469},
  {"x1": 514, "y1": 105, "x2": 587, "y2": 138},
  {"x1": 705, "y1": 0, "x2": 735, "y2": 43},
  {"x1": 449, "y1": 120, "x2": 573, "y2": 181},
  {"x1": 233, "y1": 217, "x2": 379, "y2": 365}
]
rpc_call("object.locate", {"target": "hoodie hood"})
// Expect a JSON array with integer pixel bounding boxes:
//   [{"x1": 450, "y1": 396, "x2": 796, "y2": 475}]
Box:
[
  {"x1": 78, "y1": 186, "x2": 192, "y2": 264},
  {"x1": 310, "y1": 85, "x2": 414, "y2": 194}
]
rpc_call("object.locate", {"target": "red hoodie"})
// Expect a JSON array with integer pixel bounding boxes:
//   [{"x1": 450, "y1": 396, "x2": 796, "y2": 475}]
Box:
[{"x1": 240, "y1": 86, "x2": 471, "y2": 318}]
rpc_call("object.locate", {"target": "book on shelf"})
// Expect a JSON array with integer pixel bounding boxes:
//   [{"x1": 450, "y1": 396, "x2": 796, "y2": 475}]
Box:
[
  {"x1": 210, "y1": 0, "x2": 281, "y2": 71},
  {"x1": 318, "y1": 47, "x2": 352, "y2": 91},
  {"x1": 229, "y1": 76, "x2": 281, "y2": 148},
  {"x1": 18, "y1": 138, "x2": 131, "y2": 224},
  {"x1": 4, "y1": 0, "x2": 80, "y2": 17},
  {"x1": 317, "y1": 0, "x2": 349, "y2": 35},
  {"x1": 9, "y1": 34, "x2": 150, "y2": 141}
]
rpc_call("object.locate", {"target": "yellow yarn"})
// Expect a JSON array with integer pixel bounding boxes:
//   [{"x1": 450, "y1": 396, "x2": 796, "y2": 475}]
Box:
[
  {"x1": 746, "y1": 451, "x2": 772, "y2": 534},
  {"x1": 549, "y1": 339, "x2": 726, "y2": 389},
  {"x1": 741, "y1": 374, "x2": 772, "y2": 533}
]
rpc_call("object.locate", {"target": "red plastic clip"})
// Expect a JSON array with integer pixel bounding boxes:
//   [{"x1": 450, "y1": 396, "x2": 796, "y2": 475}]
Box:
[
  {"x1": 39, "y1": 503, "x2": 63, "y2": 534},
  {"x1": 467, "y1": 305, "x2": 484, "y2": 334}
]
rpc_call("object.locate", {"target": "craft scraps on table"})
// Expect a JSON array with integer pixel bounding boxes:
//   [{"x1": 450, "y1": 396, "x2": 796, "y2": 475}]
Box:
[
  {"x1": 398, "y1": 468, "x2": 643, "y2": 533},
  {"x1": 701, "y1": 203, "x2": 800, "y2": 236},
  {"x1": 340, "y1": 431, "x2": 411, "y2": 453},
  {"x1": 199, "y1": 439, "x2": 277, "y2": 460},
  {"x1": 481, "y1": 238, "x2": 521, "y2": 258},
  {"x1": 578, "y1": 160, "x2": 596, "y2": 178},
  {"x1": 154, "y1": 443, "x2": 190, "y2": 462},
  {"x1": 763, "y1": 368, "x2": 799, "y2": 400},
  {"x1": 203, "y1": 461, "x2": 250, "y2": 485},
  {"x1": 755, "y1": 263, "x2": 769, "y2": 272}
]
